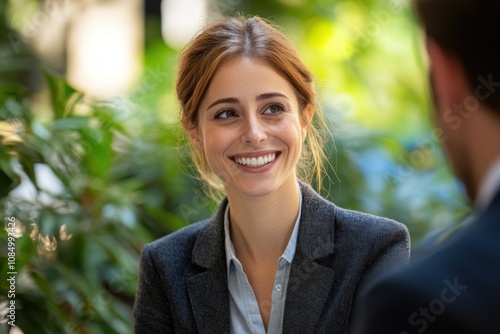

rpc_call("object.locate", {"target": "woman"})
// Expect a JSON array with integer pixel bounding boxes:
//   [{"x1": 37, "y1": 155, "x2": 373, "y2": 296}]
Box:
[{"x1": 133, "y1": 16, "x2": 409, "y2": 334}]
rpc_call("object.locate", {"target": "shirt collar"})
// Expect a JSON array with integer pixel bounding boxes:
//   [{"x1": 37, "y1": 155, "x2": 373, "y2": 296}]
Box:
[
  {"x1": 224, "y1": 206, "x2": 236, "y2": 271},
  {"x1": 475, "y1": 156, "x2": 500, "y2": 211},
  {"x1": 224, "y1": 185, "x2": 303, "y2": 272}
]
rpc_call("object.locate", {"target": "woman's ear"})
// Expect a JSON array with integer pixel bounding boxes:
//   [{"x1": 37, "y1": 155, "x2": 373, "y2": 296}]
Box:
[
  {"x1": 183, "y1": 120, "x2": 203, "y2": 151},
  {"x1": 302, "y1": 104, "x2": 314, "y2": 139}
]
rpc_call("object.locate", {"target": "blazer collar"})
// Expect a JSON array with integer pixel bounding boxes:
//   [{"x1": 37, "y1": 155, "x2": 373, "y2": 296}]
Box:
[
  {"x1": 297, "y1": 181, "x2": 337, "y2": 259},
  {"x1": 191, "y1": 197, "x2": 228, "y2": 269},
  {"x1": 283, "y1": 181, "x2": 337, "y2": 333},
  {"x1": 192, "y1": 181, "x2": 337, "y2": 266},
  {"x1": 188, "y1": 198, "x2": 230, "y2": 334}
]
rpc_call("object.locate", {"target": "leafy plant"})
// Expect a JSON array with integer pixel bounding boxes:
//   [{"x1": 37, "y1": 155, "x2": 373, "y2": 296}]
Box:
[{"x1": 0, "y1": 4, "x2": 200, "y2": 332}]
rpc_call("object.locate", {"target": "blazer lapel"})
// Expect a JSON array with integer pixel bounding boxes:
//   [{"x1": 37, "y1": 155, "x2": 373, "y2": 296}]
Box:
[
  {"x1": 186, "y1": 183, "x2": 339, "y2": 333},
  {"x1": 283, "y1": 182, "x2": 337, "y2": 333},
  {"x1": 187, "y1": 199, "x2": 230, "y2": 334}
]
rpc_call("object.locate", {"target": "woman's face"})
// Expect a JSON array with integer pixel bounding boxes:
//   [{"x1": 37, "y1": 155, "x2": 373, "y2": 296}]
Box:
[{"x1": 191, "y1": 56, "x2": 310, "y2": 198}]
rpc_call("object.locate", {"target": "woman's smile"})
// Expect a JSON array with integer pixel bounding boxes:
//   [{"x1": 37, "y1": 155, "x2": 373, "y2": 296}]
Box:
[{"x1": 232, "y1": 151, "x2": 280, "y2": 168}]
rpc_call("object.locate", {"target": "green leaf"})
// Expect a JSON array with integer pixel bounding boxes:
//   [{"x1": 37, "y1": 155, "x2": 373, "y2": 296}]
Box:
[{"x1": 42, "y1": 72, "x2": 78, "y2": 119}]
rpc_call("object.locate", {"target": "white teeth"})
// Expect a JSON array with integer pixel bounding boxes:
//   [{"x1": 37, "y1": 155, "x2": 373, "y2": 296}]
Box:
[{"x1": 234, "y1": 153, "x2": 276, "y2": 167}]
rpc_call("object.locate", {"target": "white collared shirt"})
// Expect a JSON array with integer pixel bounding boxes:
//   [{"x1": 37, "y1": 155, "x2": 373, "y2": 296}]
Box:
[{"x1": 475, "y1": 157, "x2": 500, "y2": 211}]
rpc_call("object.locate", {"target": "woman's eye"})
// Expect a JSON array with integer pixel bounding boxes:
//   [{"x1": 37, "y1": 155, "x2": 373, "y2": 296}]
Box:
[
  {"x1": 264, "y1": 104, "x2": 284, "y2": 114},
  {"x1": 215, "y1": 110, "x2": 237, "y2": 119}
]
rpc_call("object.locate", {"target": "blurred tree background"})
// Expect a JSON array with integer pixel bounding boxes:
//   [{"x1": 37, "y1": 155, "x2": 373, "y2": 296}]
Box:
[{"x1": 0, "y1": 0, "x2": 470, "y2": 333}]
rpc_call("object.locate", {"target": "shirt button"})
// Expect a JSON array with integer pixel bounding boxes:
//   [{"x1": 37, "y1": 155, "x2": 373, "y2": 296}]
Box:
[
  {"x1": 279, "y1": 258, "x2": 287, "y2": 267},
  {"x1": 276, "y1": 284, "x2": 282, "y2": 292}
]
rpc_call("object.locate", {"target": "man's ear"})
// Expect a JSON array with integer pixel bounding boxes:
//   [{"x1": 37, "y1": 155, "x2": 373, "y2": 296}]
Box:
[
  {"x1": 426, "y1": 38, "x2": 471, "y2": 110},
  {"x1": 183, "y1": 120, "x2": 203, "y2": 151}
]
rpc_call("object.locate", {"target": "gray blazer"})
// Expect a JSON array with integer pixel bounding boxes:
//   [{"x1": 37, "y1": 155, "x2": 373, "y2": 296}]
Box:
[{"x1": 133, "y1": 182, "x2": 410, "y2": 333}]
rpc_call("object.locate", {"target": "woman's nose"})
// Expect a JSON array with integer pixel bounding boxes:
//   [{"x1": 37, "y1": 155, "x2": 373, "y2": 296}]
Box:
[{"x1": 241, "y1": 115, "x2": 267, "y2": 145}]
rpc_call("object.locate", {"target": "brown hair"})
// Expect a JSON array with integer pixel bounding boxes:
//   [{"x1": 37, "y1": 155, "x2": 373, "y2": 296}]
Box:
[
  {"x1": 414, "y1": 0, "x2": 500, "y2": 112},
  {"x1": 176, "y1": 15, "x2": 328, "y2": 197}
]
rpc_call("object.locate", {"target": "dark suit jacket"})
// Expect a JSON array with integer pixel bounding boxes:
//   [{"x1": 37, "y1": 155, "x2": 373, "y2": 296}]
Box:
[
  {"x1": 133, "y1": 182, "x2": 410, "y2": 334},
  {"x1": 352, "y1": 190, "x2": 500, "y2": 334}
]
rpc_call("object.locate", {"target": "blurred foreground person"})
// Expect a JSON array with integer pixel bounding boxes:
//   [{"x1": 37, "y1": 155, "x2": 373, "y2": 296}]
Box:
[
  {"x1": 352, "y1": 0, "x2": 500, "y2": 333},
  {"x1": 133, "y1": 15, "x2": 409, "y2": 334}
]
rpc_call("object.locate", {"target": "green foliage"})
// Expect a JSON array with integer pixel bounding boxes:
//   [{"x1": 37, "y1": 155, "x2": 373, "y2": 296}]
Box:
[
  {"x1": 0, "y1": 4, "x2": 205, "y2": 333},
  {"x1": 0, "y1": 73, "x2": 145, "y2": 332}
]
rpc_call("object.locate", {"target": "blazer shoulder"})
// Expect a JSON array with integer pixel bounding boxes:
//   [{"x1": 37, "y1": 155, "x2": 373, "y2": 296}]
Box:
[
  {"x1": 333, "y1": 206, "x2": 410, "y2": 277},
  {"x1": 149, "y1": 219, "x2": 209, "y2": 248},
  {"x1": 143, "y1": 220, "x2": 210, "y2": 268},
  {"x1": 335, "y1": 206, "x2": 409, "y2": 241},
  {"x1": 298, "y1": 181, "x2": 409, "y2": 259},
  {"x1": 300, "y1": 180, "x2": 407, "y2": 238}
]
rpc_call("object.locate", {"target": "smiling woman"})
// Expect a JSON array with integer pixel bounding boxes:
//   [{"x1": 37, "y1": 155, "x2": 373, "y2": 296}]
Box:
[
  {"x1": 133, "y1": 16, "x2": 411, "y2": 334},
  {"x1": 176, "y1": 16, "x2": 325, "y2": 200},
  {"x1": 193, "y1": 56, "x2": 307, "y2": 199}
]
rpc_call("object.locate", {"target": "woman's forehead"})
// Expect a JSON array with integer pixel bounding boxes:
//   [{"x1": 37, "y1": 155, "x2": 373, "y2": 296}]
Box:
[{"x1": 202, "y1": 56, "x2": 298, "y2": 104}]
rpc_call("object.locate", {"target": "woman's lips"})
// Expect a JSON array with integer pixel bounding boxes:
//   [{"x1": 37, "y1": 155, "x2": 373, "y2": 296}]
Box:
[{"x1": 231, "y1": 151, "x2": 280, "y2": 168}]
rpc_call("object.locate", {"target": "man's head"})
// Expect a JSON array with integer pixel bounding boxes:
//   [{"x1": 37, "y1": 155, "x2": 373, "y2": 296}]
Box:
[
  {"x1": 414, "y1": 0, "x2": 500, "y2": 202},
  {"x1": 414, "y1": 0, "x2": 500, "y2": 112}
]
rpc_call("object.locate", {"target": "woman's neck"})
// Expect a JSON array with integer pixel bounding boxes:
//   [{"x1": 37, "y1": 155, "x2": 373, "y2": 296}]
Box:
[{"x1": 225, "y1": 177, "x2": 301, "y2": 264}]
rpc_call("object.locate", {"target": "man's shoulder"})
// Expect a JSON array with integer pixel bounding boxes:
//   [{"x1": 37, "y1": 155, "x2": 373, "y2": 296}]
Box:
[
  {"x1": 357, "y1": 219, "x2": 500, "y2": 333},
  {"x1": 371, "y1": 216, "x2": 500, "y2": 301}
]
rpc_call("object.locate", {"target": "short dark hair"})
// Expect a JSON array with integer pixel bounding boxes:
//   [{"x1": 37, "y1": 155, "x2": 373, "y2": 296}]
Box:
[{"x1": 414, "y1": 0, "x2": 500, "y2": 112}]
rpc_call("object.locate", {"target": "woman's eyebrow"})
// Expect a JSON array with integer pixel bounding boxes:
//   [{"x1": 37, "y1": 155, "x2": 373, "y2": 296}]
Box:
[
  {"x1": 207, "y1": 97, "x2": 239, "y2": 110},
  {"x1": 207, "y1": 92, "x2": 289, "y2": 110},
  {"x1": 256, "y1": 92, "x2": 290, "y2": 101}
]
